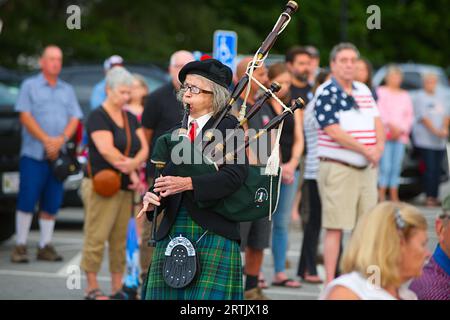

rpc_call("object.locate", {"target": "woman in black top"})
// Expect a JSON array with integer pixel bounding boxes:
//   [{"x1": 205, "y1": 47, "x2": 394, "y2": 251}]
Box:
[
  {"x1": 81, "y1": 66, "x2": 148, "y2": 300},
  {"x1": 267, "y1": 62, "x2": 304, "y2": 288},
  {"x1": 140, "y1": 59, "x2": 248, "y2": 300}
]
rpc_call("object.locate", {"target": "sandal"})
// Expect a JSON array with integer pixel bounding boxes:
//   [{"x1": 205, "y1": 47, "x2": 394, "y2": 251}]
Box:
[
  {"x1": 272, "y1": 278, "x2": 302, "y2": 288},
  {"x1": 85, "y1": 288, "x2": 109, "y2": 300},
  {"x1": 109, "y1": 286, "x2": 139, "y2": 300},
  {"x1": 109, "y1": 290, "x2": 128, "y2": 300},
  {"x1": 302, "y1": 274, "x2": 323, "y2": 284}
]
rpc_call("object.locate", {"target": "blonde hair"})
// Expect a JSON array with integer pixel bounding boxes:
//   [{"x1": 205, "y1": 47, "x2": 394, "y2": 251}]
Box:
[{"x1": 341, "y1": 201, "x2": 427, "y2": 288}]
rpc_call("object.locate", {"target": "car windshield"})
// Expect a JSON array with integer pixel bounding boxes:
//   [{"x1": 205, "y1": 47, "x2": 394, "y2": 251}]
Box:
[
  {"x1": 0, "y1": 82, "x2": 19, "y2": 106},
  {"x1": 7, "y1": 65, "x2": 170, "y2": 117},
  {"x1": 373, "y1": 65, "x2": 449, "y2": 90},
  {"x1": 401, "y1": 71, "x2": 448, "y2": 90}
]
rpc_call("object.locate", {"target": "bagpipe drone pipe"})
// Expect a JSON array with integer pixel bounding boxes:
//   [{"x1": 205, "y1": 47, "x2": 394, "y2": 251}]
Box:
[{"x1": 145, "y1": 1, "x2": 304, "y2": 232}]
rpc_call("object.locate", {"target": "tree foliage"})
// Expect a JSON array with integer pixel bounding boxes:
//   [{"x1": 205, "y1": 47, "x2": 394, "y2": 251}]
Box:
[{"x1": 0, "y1": 0, "x2": 448, "y2": 70}]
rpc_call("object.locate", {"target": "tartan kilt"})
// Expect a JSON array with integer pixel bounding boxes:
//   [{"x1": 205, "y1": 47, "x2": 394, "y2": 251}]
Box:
[{"x1": 143, "y1": 206, "x2": 243, "y2": 300}]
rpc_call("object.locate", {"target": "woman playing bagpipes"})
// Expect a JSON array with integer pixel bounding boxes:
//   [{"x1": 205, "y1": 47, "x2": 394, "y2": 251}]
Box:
[
  {"x1": 138, "y1": 1, "x2": 301, "y2": 300},
  {"x1": 139, "y1": 59, "x2": 249, "y2": 300}
]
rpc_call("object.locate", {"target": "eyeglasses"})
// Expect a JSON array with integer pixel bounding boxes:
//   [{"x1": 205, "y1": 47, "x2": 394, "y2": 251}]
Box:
[{"x1": 181, "y1": 83, "x2": 213, "y2": 95}]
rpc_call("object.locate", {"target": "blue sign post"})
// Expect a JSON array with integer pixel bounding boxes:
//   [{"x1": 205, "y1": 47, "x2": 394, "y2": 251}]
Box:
[{"x1": 213, "y1": 30, "x2": 238, "y2": 72}]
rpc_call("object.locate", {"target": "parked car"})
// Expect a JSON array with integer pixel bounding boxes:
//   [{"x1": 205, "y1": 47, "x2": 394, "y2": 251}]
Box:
[
  {"x1": 0, "y1": 64, "x2": 169, "y2": 241},
  {"x1": 57, "y1": 64, "x2": 169, "y2": 206},
  {"x1": 57, "y1": 64, "x2": 170, "y2": 117},
  {"x1": 0, "y1": 80, "x2": 86, "y2": 241},
  {"x1": 373, "y1": 63, "x2": 450, "y2": 199},
  {"x1": 373, "y1": 63, "x2": 449, "y2": 91}
]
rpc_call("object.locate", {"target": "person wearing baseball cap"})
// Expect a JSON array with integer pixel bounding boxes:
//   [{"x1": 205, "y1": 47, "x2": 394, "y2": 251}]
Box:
[
  {"x1": 90, "y1": 55, "x2": 124, "y2": 110},
  {"x1": 410, "y1": 195, "x2": 450, "y2": 299},
  {"x1": 103, "y1": 55, "x2": 124, "y2": 71}
]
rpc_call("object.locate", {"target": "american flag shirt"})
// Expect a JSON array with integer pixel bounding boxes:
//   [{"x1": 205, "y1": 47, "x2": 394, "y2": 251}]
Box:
[{"x1": 314, "y1": 77, "x2": 379, "y2": 167}]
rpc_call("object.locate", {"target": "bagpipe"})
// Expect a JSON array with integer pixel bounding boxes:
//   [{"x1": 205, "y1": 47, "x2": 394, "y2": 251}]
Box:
[{"x1": 144, "y1": 1, "x2": 304, "y2": 246}]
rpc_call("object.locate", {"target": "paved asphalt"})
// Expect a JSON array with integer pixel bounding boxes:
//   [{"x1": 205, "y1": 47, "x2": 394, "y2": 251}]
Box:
[{"x1": 0, "y1": 184, "x2": 446, "y2": 300}]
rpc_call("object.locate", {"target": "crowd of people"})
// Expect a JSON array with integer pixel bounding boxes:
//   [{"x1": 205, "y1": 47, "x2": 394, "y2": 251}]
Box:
[{"x1": 9, "y1": 42, "x2": 450, "y2": 301}]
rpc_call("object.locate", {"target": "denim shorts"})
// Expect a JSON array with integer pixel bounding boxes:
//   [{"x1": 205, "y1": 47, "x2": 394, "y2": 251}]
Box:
[{"x1": 17, "y1": 156, "x2": 64, "y2": 215}]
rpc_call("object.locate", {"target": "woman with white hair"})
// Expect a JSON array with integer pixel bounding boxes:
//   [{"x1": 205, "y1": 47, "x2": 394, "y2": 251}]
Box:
[
  {"x1": 321, "y1": 201, "x2": 430, "y2": 300},
  {"x1": 81, "y1": 66, "x2": 149, "y2": 300},
  {"x1": 140, "y1": 59, "x2": 248, "y2": 300}
]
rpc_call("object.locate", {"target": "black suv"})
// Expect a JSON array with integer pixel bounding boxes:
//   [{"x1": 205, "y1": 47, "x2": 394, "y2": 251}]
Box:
[{"x1": 0, "y1": 79, "x2": 24, "y2": 241}]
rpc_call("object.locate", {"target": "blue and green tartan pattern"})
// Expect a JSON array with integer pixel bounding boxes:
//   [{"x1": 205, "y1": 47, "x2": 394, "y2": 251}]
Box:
[{"x1": 143, "y1": 207, "x2": 243, "y2": 300}]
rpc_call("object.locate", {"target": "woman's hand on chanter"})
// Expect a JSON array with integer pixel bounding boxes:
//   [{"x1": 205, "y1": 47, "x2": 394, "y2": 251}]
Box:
[
  {"x1": 153, "y1": 176, "x2": 193, "y2": 197},
  {"x1": 136, "y1": 192, "x2": 161, "y2": 219}
]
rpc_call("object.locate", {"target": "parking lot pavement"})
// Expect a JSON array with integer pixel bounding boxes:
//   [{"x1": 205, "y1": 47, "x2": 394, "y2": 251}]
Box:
[
  {"x1": 260, "y1": 204, "x2": 440, "y2": 300},
  {"x1": 0, "y1": 194, "x2": 444, "y2": 300}
]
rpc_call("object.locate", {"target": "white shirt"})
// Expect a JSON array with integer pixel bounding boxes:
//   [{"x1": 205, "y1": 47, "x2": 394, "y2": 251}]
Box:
[
  {"x1": 188, "y1": 112, "x2": 213, "y2": 139},
  {"x1": 319, "y1": 271, "x2": 418, "y2": 300}
]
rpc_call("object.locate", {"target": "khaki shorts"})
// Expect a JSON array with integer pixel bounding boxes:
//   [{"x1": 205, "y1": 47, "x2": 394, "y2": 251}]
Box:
[
  {"x1": 80, "y1": 178, "x2": 132, "y2": 273},
  {"x1": 317, "y1": 161, "x2": 377, "y2": 231}
]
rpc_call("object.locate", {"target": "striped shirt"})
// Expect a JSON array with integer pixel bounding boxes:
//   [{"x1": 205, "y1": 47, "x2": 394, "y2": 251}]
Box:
[
  {"x1": 314, "y1": 77, "x2": 380, "y2": 167},
  {"x1": 303, "y1": 99, "x2": 319, "y2": 180}
]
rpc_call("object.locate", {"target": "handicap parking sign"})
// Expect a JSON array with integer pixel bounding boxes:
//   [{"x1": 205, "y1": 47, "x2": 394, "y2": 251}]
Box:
[{"x1": 213, "y1": 30, "x2": 237, "y2": 72}]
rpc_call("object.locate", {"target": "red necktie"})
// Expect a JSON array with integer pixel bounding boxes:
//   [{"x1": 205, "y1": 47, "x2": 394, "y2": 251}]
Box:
[{"x1": 188, "y1": 120, "x2": 197, "y2": 142}]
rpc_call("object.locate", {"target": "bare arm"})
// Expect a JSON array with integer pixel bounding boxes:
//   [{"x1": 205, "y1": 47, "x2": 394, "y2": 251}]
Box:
[
  {"x1": 63, "y1": 117, "x2": 80, "y2": 140},
  {"x1": 422, "y1": 118, "x2": 441, "y2": 137},
  {"x1": 324, "y1": 124, "x2": 367, "y2": 155},
  {"x1": 19, "y1": 112, "x2": 49, "y2": 142},
  {"x1": 20, "y1": 113, "x2": 80, "y2": 160},
  {"x1": 442, "y1": 116, "x2": 450, "y2": 137},
  {"x1": 374, "y1": 117, "x2": 385, "y2": 154},
  {"x1": 133, "y1": 128, "x2": 149, "y2": 165},
  {"x1": 91, "y1": 130, "x2": 127, "y2": 165}
]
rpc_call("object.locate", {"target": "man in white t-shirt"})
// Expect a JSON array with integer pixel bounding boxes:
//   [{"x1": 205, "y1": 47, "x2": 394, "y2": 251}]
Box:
[{"x1": 313, "y1": 43, "x2": 385, "y2": 284}]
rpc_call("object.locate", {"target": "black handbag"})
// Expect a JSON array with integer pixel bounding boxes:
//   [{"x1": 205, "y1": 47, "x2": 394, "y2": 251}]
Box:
[{"x1": 50, "y1": 142, "x2": 81, "y2": 182}]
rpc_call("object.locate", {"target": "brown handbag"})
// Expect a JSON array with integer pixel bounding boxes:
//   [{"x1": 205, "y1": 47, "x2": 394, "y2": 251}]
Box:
[{"x1": 88, "y1": 111, "x2": 132, "y2": 197}]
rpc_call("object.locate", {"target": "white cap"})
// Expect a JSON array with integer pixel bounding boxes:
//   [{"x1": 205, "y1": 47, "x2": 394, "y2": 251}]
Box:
[{"x1": 103, "y1": 55, "x2": 124, "y2": 71}]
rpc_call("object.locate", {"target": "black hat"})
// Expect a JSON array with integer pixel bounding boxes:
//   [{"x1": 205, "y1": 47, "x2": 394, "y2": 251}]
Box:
[{"x1": 178, "y1": 59, "x2": 232, "y2": 89}]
